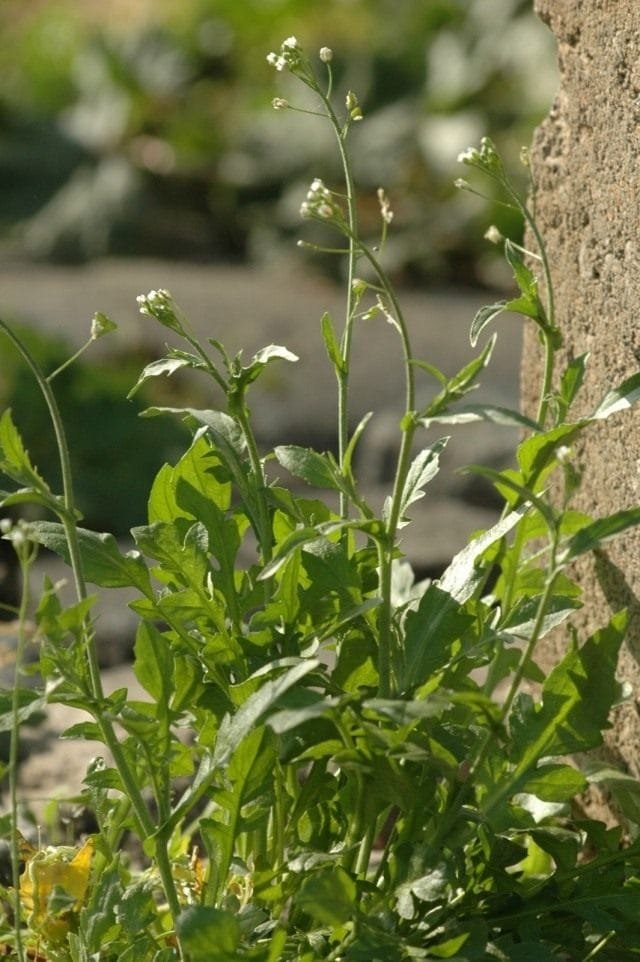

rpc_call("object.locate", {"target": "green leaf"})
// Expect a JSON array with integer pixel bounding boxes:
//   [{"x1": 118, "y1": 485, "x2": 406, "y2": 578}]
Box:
[
  {"x1": 0, "y1": 687, "x2": 50, "y2": 731},
  {"x1": 520, "y1": 763, "x2": 587, "y2": 802},
  {"x1": 274, "y1": 445, "x2": 345, "y2": 492},
  {"x1": 127, "y1": 356, "x2": 200, "y2": 399},
  {"x1": 561, "y1": 507, "x2": 640, "y2": 562},
  {"x1": 321, "y1": 312, "x2": 344, "y2": 372},
  {"x1": 469, "y1": 301, "x2": 507, "y2": 347},
  {"x1": 343, "y1": 411, "x2": 373, "y2": 478},
  {"x1": 592, "y1": 369, "x2": 640, "y2": 419},
  {"x1": 214, "y1": 660, "x2": 319, "y2": 766},
  {"x1": 401, "y1": 584, "x2": 475, "y2": 691},
  {"x1": 237, "y1": 344, "x2": 299, "y2": 389},
  {"x1": 439, "y1": 507, "x2": 525, "y2": 603},
  {"x1": 516, "y1": 423, "x2": 585, "y2": 483},
  {"x1": 585, "y1": 763, "x2": 640, "y2": 826},
  {"x1": 141, "y1": 407, "x2": 246, "y2": 457},
  {"x1": 421, "y1": 404, "x2": 540, "y2": 431},
  {"x1": 29, "y1": 522, "x2": 151, "y2": 592},
  {"x1": 399, "y1": 438, "x2": 448, "y2": 520},
  {"x1": 556, "y1": 353, "x2": 589, "y2": 421},
  {"x1": 421, "y1": 336, "x2": 495, "y2": 417},
  {"x1": 0, "y1": 409, "x2": 51, "y2": 492},
  {"x1": 259, "y1": 526, "x2": 324, "y2": 580},
  {"x1": 252, "y1": 343, "x2": 298, "y2": 367},
  {"x1": 176, "y1": 906, "x2": 240, "y2": 962},
  {"x1": 504, "y1": 238, "x2": 539, "y2": 301},
  {"x1": 463, "y1": 465, "x2": 555, "y2": 529},
  {"x1": 133, "y1": 622, "x2": 174, "y2": 705},
  {"x1": 501, "y1": 594, "x2": 582, "y2": 640},
  {"x1": 297, "y1": 867, "x2": 357, "y2": 925},
  {"x1": 148, "y1": 435, "x2": 231, "y2": 523},
  {"x1": 510, "y1": 610, "x2": 628, "y2": 771}
]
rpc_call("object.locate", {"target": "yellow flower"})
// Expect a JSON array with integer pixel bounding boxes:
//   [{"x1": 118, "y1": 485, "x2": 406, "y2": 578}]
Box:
[{"x1": 18, "y1": 834, "x2": 94, "y2": 945}]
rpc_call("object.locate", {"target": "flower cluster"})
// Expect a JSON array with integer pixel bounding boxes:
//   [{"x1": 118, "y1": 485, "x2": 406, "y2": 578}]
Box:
[
  {"x1": 266, "y1": 36, "x2": 302, "y2": 73},
  {"x1": 137, "y1": 289, "x2": 187, "y2": 335},
  {"x1": 300, "y1": 178, "x2": 339, "y2": 221},
  {"x1": 457, "y1": 137, "x2": 505, "y2": 178}
]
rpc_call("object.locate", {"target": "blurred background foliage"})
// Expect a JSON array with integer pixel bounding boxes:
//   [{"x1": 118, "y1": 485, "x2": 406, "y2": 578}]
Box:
[
  {"x1": 0, "y1": 0, "x2": 557, "y2": 286},
  {"x1": 0, "y1": 0, "x2": 557, "y2": 554}
]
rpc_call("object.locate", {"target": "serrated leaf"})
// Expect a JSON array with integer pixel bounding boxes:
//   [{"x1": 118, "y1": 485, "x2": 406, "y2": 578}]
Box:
[
  {"x1": 214, "y1": 661, "x2": 318, "y2": 766},
  {"x1": 0, "y1": 409, "x2": 50, "y2": 492},
  {"x1": 507, "y1": 610, "x2": 628, "y2": 781},
  {"x1": 503, "y1": 293, "x2": 543, "y2": 320},
  {"x1": 29, "y1": 521, "x2": 151, "y2": 592},
  {"x1": 592, "y1": 369, "x2": 640, "y2": 419},
  {"x1": 400, "y1": 584, "x2": 475, "y2": 691},
  {"x1": 561, "y1": 507, "x2": 640, "y2": 562}
]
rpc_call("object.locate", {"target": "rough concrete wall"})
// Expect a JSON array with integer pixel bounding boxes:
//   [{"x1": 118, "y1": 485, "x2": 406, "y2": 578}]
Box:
[{"x1": 522, "y1": 2, "x2": 640, "y2": 792}]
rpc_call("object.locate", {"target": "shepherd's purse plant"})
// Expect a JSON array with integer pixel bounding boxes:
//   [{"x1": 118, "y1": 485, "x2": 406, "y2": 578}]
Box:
[{"x1": 2, "y1": 36, "x2": 640, "y2": 962}]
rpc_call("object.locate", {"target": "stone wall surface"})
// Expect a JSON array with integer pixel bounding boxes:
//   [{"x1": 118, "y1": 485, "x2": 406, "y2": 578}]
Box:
[{"x1": 523, "y1": 2, "x2": 640, "y2": 787}]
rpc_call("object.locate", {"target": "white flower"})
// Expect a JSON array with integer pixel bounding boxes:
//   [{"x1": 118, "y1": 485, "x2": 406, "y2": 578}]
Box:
[
  {"x1": 283, "y1": 36, "x2": 298, "y2": 49},
  {"x1": 377, "y1": 187, "x2": 394, "y2": 225},
  {"x1": 300, "y1": 178, "x2": 338, "y2": 221},
  {"x1": 272, "y1": 97, "x2": 290, "y2": 110},
  {"x1": 319, "y1": 47, "x2": 333, "y2": 63},
  {"x1": 484, "y1": 225, "x2": 503, "y2": 245},
  {"x1": 457, "y1": 147, "x2": 478, "y2": 164},
  {"x1": 266, "y1": 51, "x2": 286, "y2": 71}
]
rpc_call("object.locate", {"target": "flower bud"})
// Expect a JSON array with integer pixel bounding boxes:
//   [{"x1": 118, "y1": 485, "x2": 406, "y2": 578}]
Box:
[{"x1": 319, "y1": 47, "x2": 333, "y2": 63}]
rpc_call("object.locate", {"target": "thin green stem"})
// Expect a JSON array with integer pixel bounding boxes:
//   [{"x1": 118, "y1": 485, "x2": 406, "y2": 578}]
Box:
[
  {"x1": 0, "y1": 322, "x2": 185, "y2": 956},
  {"x1": 46, "y1": 337, "x2": 94, "y2": 383},
  {"x1": 316, "y1": 93, "x2": 359, "y2": 521},
  {"x1": 354, "y1": 245, "x2": 417, "y2": 697},
  {"x1": 9, "y1": 540, "x2": 36, "y2": 962},
  {"x1": 506, "y1": 187, "x2": 558, "y2": 427},
  {"x1": 233, "y1": 400, "x2": 273, "y2": 566}
]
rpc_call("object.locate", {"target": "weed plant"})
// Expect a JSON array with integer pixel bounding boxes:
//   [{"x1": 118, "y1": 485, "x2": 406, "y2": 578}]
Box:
[{"x1": 1, "y1": 37, "x2": 640, "y2": 962}]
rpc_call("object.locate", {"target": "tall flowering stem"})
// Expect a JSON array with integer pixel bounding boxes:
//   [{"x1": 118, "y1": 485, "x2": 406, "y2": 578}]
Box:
[
  {"x1": 269, "y1": 40, "x2": 419, "y2": 695},
  {"x1": 268, "y1": 39, "x2": 361, "y2": 520}
]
